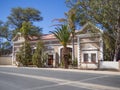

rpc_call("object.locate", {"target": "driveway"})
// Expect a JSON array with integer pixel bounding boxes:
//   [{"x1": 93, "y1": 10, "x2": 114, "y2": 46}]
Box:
[{"x1": 0, "y1": 67, "x2": 120, "y2": 90}]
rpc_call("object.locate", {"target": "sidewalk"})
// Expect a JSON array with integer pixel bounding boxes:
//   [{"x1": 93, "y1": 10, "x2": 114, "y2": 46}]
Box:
[
  {"x1": 0, "y1": 65, "x2": 120, "y2": 75},
  {"x1": 18, "y1": 66, "x2": 120, "y2": 76},
  {"x1": 37, "y1": 68, "x2": 120, "y2": 76},
  {"x1": 0, "y1": 65, "x2": 17, "y2": 67}
]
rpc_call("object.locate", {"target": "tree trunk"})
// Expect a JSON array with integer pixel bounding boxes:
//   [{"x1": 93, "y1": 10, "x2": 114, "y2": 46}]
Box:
[
  {"x1": 62, "y1": 47, "x2": 69, "y2": 68},
  {"x1": 114, "y1": 16, "x2": 120, "y2": 61}
]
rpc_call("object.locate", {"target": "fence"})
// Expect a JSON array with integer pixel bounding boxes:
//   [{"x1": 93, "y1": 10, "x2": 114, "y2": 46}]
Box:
[{"x1": 100, "y1": 61, "x2": 120, "y2": 70}]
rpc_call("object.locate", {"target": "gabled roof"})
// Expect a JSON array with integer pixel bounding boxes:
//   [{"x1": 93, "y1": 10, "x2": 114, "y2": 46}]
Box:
[
  {"x1": 12, "y1": 32, "x2": 56, "y2": 42},
  {"x1": 77, "y1": 22, "x2": 103, "y2": 34},
  {"x1": 12, "y1": 22, "x2": 102, "y2": 42},
  {"x1": 12, "y1": 32, "x2": 21, "y2": 41},
  {"x1": 12, "y1": 32, "x2": 40, "y2": 41}
]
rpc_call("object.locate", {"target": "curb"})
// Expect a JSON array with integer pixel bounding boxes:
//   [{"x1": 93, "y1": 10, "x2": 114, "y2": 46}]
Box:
[{"x1": 0, "y1": 65, "x2": 120, "y2": 75}]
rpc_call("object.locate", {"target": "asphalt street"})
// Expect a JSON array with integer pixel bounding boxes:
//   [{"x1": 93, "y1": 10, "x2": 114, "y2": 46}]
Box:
[{"x1": 0, "y1": 67, "x2": 120, "y2": 90}]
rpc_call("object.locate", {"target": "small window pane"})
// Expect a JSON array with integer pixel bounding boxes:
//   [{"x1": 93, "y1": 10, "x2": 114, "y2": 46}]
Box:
[
  {"x1": 84, "y1": 53, "x2": 88, "y2": 62},
  {"x1": 91, "y1": 53, "x2": 96, "y2": 62}
]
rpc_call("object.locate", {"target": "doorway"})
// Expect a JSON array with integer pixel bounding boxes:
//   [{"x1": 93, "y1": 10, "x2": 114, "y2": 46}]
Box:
[{"x1": 48, "y1": 55, "x2": 53, "y2": 66}]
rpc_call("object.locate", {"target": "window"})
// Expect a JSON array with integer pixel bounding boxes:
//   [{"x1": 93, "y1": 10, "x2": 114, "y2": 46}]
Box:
[
  {"x1": 91, "y1": 53, "x2": 96, "y2": 62},
  {"x1": 18, "y1": 37, "x2": 20, "y2": 40},
  {"x1": 83, "y1": 53, "x2": 88, "y2": 62},
  {"x1": 82, "y1": 51, "x2": 97, "y2": 63},
  {"x1": 87, "y1": 29, "x2": 91, "y2": 33}
]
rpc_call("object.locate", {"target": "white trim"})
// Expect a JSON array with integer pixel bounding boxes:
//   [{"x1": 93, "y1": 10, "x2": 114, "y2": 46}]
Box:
[
  {"x1": 99, "y1": 36, "x2": 103, "y2": 61},
  {"x1": 80, "y1": 41, "x2": 99, "y2": 44},
  {"x1": 44, "y1": 43, "x2": 78, "y2": 46},
  {"x1": 12, "y1": 32, "x2": 22, "y2": 41},
  {"x1": 77, "y1": 33, "x2": 101, "y2": 38},
  {"x1": 78, "y1": 22, "x2": 103, "y2": 33},
  {"x1": 53, "y1": 52, "x2": 56, "y2": 67},
  {"x1": 77, "y1": 37, "x2": 80, "y2": 67},
  {"x1": 81, "y1": 48, "x2": 99, "y2": 51},
  {"x1": 12, "y1": 43, "x2": 14, "y2": 65},
  {"x1": 13, "y1": 41, "x2": 25, "y2": 44}
]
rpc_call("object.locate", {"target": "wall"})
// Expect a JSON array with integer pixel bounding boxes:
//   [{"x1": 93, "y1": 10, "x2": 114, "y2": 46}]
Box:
[
  {"x1": 79, "y1": 61, "x2": 120, "y2": 70},
  {"x1": 100, "y1": 61, "x2": 120, "y2": 70},
  {"x1": 80, "y1": 63, "x2": 98, "y2": 69},
  {"x1": 0, "y1": 56, "x2": 12, "y2": 65}
]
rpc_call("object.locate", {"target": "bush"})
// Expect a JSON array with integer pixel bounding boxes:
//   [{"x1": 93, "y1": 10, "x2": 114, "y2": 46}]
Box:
[
  {"x1": 16, "y1": 41, "x2": 32, "y2": 66},
  {"x1": 59, "y1": 60, "x2": 64, "y2": 68},
  {"x1": 32, "y1": 41, "x2": 44, "y2": 67},
  {"x1": 73, "y1": 58, "x2": 78, "y2": 67}
]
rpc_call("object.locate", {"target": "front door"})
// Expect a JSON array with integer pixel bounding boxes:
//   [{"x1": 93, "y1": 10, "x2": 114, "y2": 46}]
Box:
[{"x1": 48, "y1": 55, "x2": 53, "y2": 65}]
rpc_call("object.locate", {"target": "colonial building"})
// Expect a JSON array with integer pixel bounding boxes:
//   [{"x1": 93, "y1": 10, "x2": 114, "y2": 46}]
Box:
[{"x1": 12, "y1": 22, "x2": 103, "y2": 69}]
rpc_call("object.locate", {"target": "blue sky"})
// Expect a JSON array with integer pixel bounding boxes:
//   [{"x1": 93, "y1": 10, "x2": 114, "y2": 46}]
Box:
[{"x1": 0, "y1": 0, "x2": 69, "y2": 34}]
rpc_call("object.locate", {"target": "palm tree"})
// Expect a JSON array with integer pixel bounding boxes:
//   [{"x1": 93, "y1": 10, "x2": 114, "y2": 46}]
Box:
[
  {"x1": 67, "y1": 7, "x2": 77, "y2": 63},
  {"x1": 52, "y1": 8, "x2": 77, "y2": 64},
  {"x1": 50, "y1": 25, "x2": 70, "y2": 68}
]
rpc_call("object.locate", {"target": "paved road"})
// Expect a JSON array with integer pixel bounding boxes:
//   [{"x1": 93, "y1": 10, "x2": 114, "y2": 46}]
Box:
[{"x1": 0, "y1": 67, "x2": 120, "y2": 90}]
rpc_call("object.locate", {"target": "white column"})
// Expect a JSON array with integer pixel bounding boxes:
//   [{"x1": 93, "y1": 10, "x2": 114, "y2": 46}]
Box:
[
  {"x1": 58, "y1": 47, "x2": 61, "y2": 64},
  {"x1": 96, "y1": 51, "x2": 98, "y2": 63},
  {"x1": 58, "y1": 46, "x2": 63, "y2": 64},
  {"x1": 88, "y1": 53, "x2": 91, "y2": 62},
  {"x1": 53, "y1": 52, "x2": 56, "y2": 67},
  {"x1": 100, "y1": 36, "x2": 103, "y2": 61},
  {"x1": 77, "y1": 37, "x2": 80, "y2": 67},
  {"x1": 12, "y1": 43, "x2": 14, "y2": 65}
]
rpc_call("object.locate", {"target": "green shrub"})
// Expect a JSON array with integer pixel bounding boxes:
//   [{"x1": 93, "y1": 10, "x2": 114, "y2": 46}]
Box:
[
  {"x1": 16, "y1": 41, "x2": 32, "y2": 66},
  {"x1": 32, "y1": 41, "x2": 44, "y2": 67},
  {"x1": 60, "y1": 60, "x2": 65, "y2": 68},
  {"x1": 73, "y1": 58, "x2": 78, "y2": 67}
]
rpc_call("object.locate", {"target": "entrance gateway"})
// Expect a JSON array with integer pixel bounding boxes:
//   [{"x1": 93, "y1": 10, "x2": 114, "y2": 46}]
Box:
[
  {"x1": 45, "y1": 46, "x2": 56, "y2": 67},
  {"x1": 48, "y1": 55, "x2": 53, "y2": 66}
]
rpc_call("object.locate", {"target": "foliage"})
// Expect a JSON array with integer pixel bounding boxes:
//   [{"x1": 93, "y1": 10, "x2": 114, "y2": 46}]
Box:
[
  {"x1": 52, "y1": 8, "x2": 77, "y2": 63},
  {"x1": 0, "y1": 20, "x2": 12, "y2": 55},
  {"x1": 16, "y1": 41, "x2": 32, "y2": 66},
  {"x1": 41, "y1": 53, "x2": 48, "y2": 67},
  {"x1": 50, "y1": 25, "x2": 70, "y2": 47},
  {"x1": 16, "y1": 52, "x2": 22, "y2": 66},
  {"x1": 103, "y1": 31, "x2": 115, "y2": 61},
  {"x1": 66, "y1": 0, "x2": 120, "y2": 61},
  {"x1": 50, "y1": 25, "x2": 70, "y2": 68},
  {"x1": 8, "y1": 7, "x2": 43, "y2": 28},
  {"x1": 67, "y1": 7, "x2": 77, "y2": 62},
  {"x1": 32, "y1": 41, "x2": 44, "y2": 67},
  {"x1": 2, "y1": 41, "x2": 11, "y2": 49},
  {"x1": 7, "y1": 7, "x2": 43, "y2": 38},
  {"x1": 0, "y1": 21, "x2": 11, "y2": 41},
  {"x1": 20, "y1": 21, "x2": 41, "y2": 40},
  {"x1": 60, "y1": 60, "x2": 65, "y2": 67},
  {"x1": 1, "y1": 7, "x2": 43, "y2": 55},
  {"x1": 0, "y1": 41, "x2": 12, "y2": 56},
  {"x1": 73, "y1": 58, "x2": 78, "y2": 67}
]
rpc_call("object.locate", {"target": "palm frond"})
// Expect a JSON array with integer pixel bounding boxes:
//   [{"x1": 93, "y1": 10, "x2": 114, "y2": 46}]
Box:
[{"x1": 50, "y1": 25, "x2": 70, "y2": 47}]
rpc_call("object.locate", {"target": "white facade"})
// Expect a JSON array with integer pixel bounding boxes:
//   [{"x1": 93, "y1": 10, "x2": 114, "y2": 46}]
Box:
[
  {"x1": 12, "y1": 22, "x2": 103, "y2": 69},
  {"x1": 77, "y1": 34, "x2": 103, "y2": 69}
]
